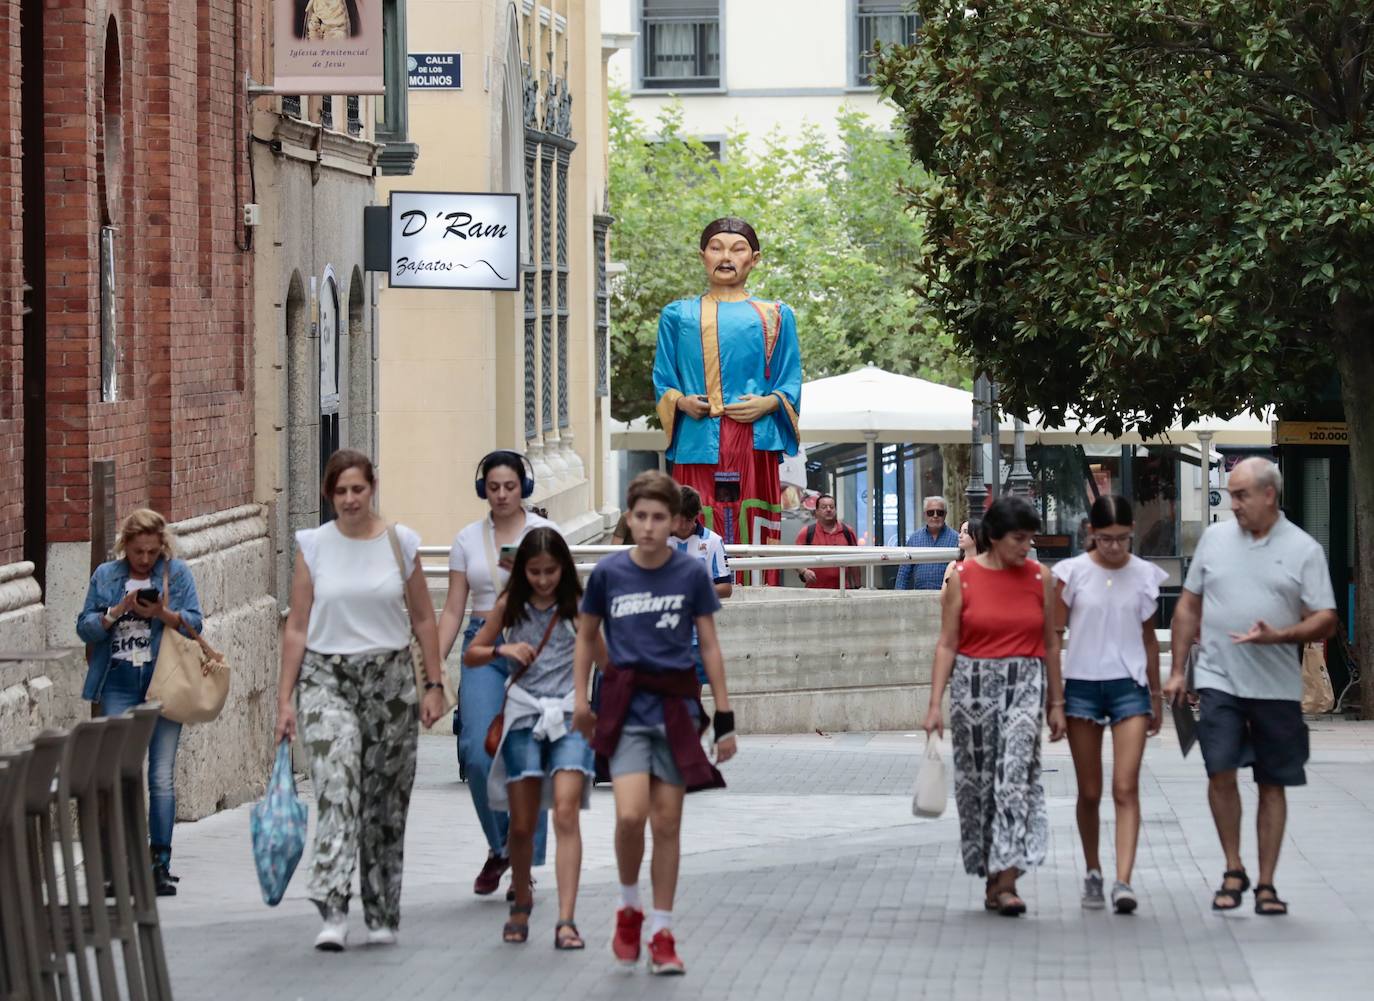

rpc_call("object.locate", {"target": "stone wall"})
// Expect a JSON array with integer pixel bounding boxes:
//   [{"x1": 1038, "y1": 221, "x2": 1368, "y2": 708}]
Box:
[
  {"x1": 419, "y1": 581, "x2": 941, "y2": 736},
  {"x1": 0, "y1": 504, "x2": 279, "y2": 820},
  {"x1": 707, "y1": 589, "x2": 941, "y2": 733}
]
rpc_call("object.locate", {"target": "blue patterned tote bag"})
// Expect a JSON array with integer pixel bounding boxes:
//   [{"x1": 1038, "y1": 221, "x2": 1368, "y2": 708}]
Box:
[{"x1": 250, "y1": 739, "x2": 308, "y2": 906}]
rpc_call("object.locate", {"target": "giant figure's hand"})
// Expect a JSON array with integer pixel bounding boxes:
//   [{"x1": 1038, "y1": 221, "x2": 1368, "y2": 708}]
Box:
[
  {"x1": 676, "y1": 394, "x2": 711, "y2": 420},
  {"x1": 723, "y1": 393, "x2": 779, "y2": 424}
]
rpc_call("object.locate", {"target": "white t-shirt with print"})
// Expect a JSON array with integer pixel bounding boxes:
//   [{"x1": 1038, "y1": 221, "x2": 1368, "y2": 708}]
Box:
[
  {"x1": 1054, "y1": 553, "x2": 1167, "y2": 686},
  {"x1": 110, "y1": 578, "x2": 154, "y2": 665},
  {"x1": 297, "y1": 522, "x2": 420, "y2": 656},
  {"x1": 448, "y1": 511, "x2": 557, "y2": 612}
]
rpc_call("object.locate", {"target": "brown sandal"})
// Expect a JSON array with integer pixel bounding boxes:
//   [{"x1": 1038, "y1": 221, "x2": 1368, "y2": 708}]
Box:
[
  {"x1": 554, "y1": 920, "x2": 584, "y2": 950},
  {"x1": 503, "y1": 903, "x2": 532, "y2": 944}
]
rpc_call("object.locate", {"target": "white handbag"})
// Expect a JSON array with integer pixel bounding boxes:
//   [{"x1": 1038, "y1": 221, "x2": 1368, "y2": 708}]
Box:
[{"x1": 911, "y1": 735, "x2": 948, "y2": 818}]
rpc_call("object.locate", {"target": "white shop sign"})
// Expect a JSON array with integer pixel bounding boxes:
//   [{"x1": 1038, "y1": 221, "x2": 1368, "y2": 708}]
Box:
[{"x1": 388, "y1": 191, "x2": 520, "y2": 291}]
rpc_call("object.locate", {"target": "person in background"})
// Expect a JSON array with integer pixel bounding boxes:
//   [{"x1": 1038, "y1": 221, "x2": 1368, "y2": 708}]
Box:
[
  {"x1": 611, "y1": 511, "x2": 634, "y2": 547},
  {"x1": 274, "y1": 450, "x2": 445, "y2": 950},
  {"x1": 1164, "y1": 457, "x2": 1336, "y2": 916},
  {"x1": 437, "y1": 451, "x2": 556, "y2": 897},
  {"x1": 795, "y1": 494, "x2": 862, "y2": 589},
  {"x1": 1054, "y1": 495, "x2": 1166, "y2": 915},
  {"x1": 896, "y1": 495, "x2": 961, "y2": 590},
  {"x1": 923, "y1": 496, "x2": 1066, "y2": 917},
  {"x1": 668, "y1": 485, "x2": 732, "y2": 686},
  {"x1": 78, "y1": 508, "x2": 204, "y2": 897},
  {"x1": 940, "y1": 521, "x2": 978, "y2": 588}
]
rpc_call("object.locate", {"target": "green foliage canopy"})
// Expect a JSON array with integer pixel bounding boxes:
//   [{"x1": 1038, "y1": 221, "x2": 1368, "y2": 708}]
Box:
[
  {"x1": 874, "y1": 1, "x2": 1374, "y2": 436},
  {"x1": 876, "y1": 0, "x2": 1374, "y2": 714},
  {"x1": 607, "y1": 92, "x2": 967, "y2": 424}
]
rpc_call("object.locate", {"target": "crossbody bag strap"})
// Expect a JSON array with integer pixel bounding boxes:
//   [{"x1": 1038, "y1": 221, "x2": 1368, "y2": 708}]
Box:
[
  {"x1": 386, "y1": 524, "x2": 414, "y2": 624},
  {"x1": 504, "y1": 609, "x2": 561, "y2": 691}
]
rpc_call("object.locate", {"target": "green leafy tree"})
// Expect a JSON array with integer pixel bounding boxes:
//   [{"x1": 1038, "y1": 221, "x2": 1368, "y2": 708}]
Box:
[
  {"x1": 607, "y1": 91, "x2": 966, "y2": 425},
  {"x1": 877, "y1": 1, "x2": 1374, "y2": 714}
]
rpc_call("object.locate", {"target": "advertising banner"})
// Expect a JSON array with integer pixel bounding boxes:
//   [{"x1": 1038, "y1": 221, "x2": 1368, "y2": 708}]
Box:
[
  {"x1": 389, "y1": 192, "x2": 521, "y2": 291},
  {"x1": 275, "y1": 0, "x2": 384, "y2": 95}
]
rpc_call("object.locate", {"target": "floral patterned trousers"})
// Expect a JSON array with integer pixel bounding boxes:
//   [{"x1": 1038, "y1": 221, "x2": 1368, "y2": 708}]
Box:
[
  {"x1": 299, "y1": 648, "x2": 418, "y2": 929},
  {"x1": 949, "y1": 654, "x2": 1049, "y2": 878}
]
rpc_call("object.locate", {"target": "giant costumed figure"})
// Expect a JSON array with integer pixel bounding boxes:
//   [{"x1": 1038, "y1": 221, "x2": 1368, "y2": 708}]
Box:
[{"x1": 653, "y1": 218, "x2": 802, "y2": 573}]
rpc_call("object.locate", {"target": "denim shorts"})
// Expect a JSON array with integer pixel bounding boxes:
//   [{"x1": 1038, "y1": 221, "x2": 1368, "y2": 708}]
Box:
[
  {"x1": 1063, "y1": 677, "x2": 1153, "y2": 726},
  {"x1": 501, "y1": 722, "x2": 594, "y2": 783},
  {"x1": 608, "y1": 725, "x2": 683, "y2": 786}
]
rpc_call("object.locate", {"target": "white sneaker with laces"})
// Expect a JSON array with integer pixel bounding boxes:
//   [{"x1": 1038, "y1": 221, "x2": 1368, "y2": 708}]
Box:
[
  {"x1": 314, "y1": 912, "x2": 348, "y2": 951},
  {"x1": 366, "y1": 926, "x2": 397, "y2": 946},
  {"x1": 1082, "y1": 870, "x2": 1106, "y2": 910}
]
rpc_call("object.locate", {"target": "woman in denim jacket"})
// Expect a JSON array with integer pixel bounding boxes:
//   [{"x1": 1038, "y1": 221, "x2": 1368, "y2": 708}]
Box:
[{"x1": 77, "y1": 508, "x2": 203, "y2": 896}]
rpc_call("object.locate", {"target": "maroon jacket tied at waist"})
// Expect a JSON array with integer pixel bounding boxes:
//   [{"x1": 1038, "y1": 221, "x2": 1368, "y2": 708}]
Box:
[{"x1": 591, "y1": 665, "x2": 725, "y2": 793}]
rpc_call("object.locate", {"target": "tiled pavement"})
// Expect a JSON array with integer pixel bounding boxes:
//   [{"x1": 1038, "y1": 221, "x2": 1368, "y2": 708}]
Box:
[{"x1": 159, "y1": 719, "x2": 1374, "y2": 1000}]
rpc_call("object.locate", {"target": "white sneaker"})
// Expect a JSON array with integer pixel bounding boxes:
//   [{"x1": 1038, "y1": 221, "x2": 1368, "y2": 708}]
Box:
[
  {"x1": 1082, "y1": 870, "x2": 1106, "y2": 910},
  {"x1": 314, "y1": 912, "x2": 348, "y2": 952},
  {"x1": 1111, "y1": 881, "x2": 1138, "y2": 915},
  {"x1": 366, "y1": 926, "x2": 397, "y2": 946}
]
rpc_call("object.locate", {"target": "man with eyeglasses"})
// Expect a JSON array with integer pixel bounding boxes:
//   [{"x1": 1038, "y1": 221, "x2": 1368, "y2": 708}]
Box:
[{"x1": 896, "y1": 496, "x2": 960, "y2": 590}]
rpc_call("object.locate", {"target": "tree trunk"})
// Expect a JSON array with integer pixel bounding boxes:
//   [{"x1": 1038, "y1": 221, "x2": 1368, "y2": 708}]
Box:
[{"x1": 1332, "y1": 296, "x2": 1374, "y2": 719}]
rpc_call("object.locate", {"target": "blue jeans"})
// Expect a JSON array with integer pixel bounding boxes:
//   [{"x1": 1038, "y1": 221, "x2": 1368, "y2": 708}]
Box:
[
  {"x1": 98, "y1": 659, "x2": 182, "y2": 864},
  {"x1": 456, "y1": 618, "x2": 547, "y2": 863}
]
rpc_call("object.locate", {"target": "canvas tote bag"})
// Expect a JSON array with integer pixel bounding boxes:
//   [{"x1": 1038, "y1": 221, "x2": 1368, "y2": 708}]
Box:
[
  {"x1": 912, "y1": 734, "x2": 949, "y2": 818},
  {"x1": 146, "y1": 565, "x2": 230, "y2": 723}
]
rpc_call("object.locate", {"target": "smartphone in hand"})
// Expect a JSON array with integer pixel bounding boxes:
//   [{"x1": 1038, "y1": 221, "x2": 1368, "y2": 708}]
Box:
[{"x1": 136, "y1": 587, "x2": 159, "y2": 604}]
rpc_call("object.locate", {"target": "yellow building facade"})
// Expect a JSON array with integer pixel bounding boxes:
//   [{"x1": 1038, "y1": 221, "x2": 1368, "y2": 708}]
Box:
[{"x1": 377, "y1": 0, "x2": 615, "y2": 544}]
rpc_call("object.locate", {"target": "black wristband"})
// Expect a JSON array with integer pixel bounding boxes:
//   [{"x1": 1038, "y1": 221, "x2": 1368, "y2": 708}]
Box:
[
  {"x1": 713, "y1": 710, "x2": 736, "y2": 744},
  {"x1": 423, "y1": 681, "x2": 443, "y2": 692}
]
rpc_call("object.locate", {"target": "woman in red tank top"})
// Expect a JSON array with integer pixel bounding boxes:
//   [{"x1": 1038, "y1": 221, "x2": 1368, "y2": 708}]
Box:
[{"x1": 923, "y1": 497, "x2": 1066, "y2": 916}]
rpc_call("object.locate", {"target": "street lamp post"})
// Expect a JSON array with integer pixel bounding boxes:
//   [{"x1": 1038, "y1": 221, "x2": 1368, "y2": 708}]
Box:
[
  {"x1": 1007, "y1": 417, "x2": 1034, "y2": 500},
  {"x1": 967, "y1": 374, "x2": 989, "y2": 536}
]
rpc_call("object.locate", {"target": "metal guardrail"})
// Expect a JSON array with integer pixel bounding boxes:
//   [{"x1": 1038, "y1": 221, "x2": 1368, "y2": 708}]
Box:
[{"x1": 417, "y1": 544, "x2": 961, "y2": 590}]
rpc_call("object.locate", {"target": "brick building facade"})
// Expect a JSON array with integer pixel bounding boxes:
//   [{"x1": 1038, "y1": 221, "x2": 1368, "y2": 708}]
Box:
[
  {"x1": 5, "y1": 0, "x2": 254, "y2": 585},
  {"x1": 0, "y1": 0, "x2": 400, "y2": 818}
]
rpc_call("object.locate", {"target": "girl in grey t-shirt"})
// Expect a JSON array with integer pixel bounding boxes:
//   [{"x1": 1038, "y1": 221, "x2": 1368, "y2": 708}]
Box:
[{"x1": 465, "y1": 528, "x2": 601, "y2": 949}]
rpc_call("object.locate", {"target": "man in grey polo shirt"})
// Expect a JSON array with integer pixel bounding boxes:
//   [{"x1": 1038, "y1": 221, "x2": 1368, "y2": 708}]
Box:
[{"x1": 1164, "y1": 457, "x2": 1337, "y2": 916}]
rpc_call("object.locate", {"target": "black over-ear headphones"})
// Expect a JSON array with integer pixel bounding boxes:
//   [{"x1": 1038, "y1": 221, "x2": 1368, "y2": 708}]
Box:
[{"x1": 475, "y1": 450, "x2": 536, "y2": 500}]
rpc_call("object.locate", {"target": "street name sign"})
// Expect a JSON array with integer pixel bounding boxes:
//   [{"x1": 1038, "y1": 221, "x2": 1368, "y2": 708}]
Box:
[{"x1": 407, "y1": 53, "x2": 462, "y2": 89}]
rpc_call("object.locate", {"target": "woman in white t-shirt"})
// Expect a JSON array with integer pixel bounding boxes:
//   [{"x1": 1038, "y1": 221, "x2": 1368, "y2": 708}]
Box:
[
  {"x1": 436, "y1": 450, "x2": 556, "y2": 897},
  {"x1": 1053, "y1": 495, "x2": 1166, "y2": 917},
  {"x1": 274, "y1": 450, "x2": 444, "y2": 952}
]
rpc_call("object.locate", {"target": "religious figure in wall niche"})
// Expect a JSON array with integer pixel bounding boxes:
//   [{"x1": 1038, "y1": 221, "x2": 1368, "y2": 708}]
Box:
[
  {"x1": 653, "y1": 218, "x2": 803, "y2": 582},
  {"x1": 299, "y1": 0, "x2": 361, "y2": 40}
]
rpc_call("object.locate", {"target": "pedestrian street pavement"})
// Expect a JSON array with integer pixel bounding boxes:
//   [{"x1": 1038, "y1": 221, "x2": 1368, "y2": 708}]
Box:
[{"x1": 159, "y1": 719, "x2": 1374, "y2": 1001}]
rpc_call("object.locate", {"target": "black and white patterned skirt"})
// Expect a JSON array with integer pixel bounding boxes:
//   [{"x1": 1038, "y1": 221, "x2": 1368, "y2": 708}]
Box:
[{"x1": 949, "y1": 654, "x2": 1049, "y2": 877}]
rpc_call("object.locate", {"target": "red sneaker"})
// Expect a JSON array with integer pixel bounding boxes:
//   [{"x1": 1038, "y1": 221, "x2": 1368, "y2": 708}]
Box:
[
  {"x1": 647, "y1": 929, "x2": 685, "y2": 975},
  {"x1": 610, "y1": 907, "x2": 643, "y2": 966}
]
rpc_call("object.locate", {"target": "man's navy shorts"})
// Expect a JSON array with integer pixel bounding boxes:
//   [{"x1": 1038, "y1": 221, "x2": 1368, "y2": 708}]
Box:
[{"x1": 1196, "y1": 688, "x2": 1309, "y2": 787}]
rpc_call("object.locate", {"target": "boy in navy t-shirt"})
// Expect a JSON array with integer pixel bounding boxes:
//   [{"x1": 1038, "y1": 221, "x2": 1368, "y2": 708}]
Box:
[{"x1": 574, "y1": 470, "x2": 736, "y2": 976}]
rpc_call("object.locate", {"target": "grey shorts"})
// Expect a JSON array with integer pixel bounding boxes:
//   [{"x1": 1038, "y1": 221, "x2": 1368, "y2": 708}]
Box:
[{"x1": 608, "y1": 725, "x2": 684, "y2": 786}]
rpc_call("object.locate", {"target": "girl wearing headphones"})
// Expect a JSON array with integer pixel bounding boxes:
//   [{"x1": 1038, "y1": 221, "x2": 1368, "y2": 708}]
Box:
[{"x1": 438, "y1": 451, "x2": 557, "y2": 896}]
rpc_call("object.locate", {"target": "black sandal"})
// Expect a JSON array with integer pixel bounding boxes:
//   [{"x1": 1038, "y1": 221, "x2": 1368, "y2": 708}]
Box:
[
  {"x1": 983, "y1": 879, "x2": 999, "y2": 911},
  {"x1": 995, "y1": 890, "x2": 1026, "y2": 917},
  {"x1": 1254, "y1": 884, "x2": 1289, "y2": 916},
  {"x1": 554, "y1": 920, "x2": 585, "y2": 950},
  {"x1": 1212, "y1": 869, "x2": 1250, "y2": 911},
  {"x1": 503, "y1": 903, "x2": 532, "y2": 944}
]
